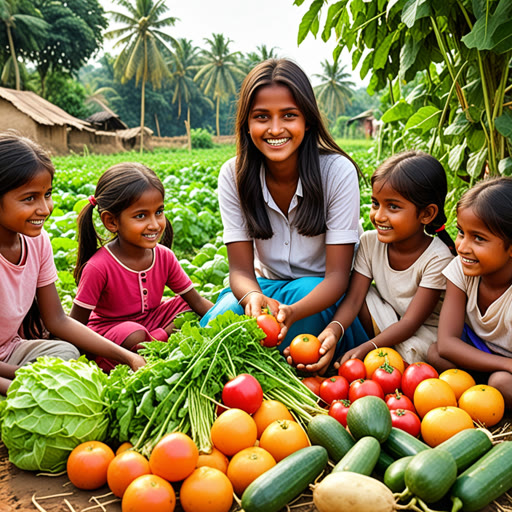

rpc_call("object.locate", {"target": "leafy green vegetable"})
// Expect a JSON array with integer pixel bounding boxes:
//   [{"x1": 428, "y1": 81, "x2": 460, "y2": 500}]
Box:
[
  {"x1": 0, "y1": 357, "x2": 110, "y2": 472},
  {"x1": 106, "y1": 312, "x2": 326, "y2": 457}
]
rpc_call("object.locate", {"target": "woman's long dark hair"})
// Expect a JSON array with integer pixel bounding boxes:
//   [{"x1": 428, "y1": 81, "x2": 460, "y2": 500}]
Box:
[
  {"x1": 0, "y1": 132, "x2": 55, "y2": 339},
  {"x1": 457, "y1": 176, "x2": 512, "y2": 246},
  {"x1": 371, "y1": 151, "x2": 456, "y2": 255},
  {"x1": 74, "y1": 162, "x2": 173, "y2": 283},
  {"x1": 235, "y1": 58, "x2": 360, "y2": 239}
]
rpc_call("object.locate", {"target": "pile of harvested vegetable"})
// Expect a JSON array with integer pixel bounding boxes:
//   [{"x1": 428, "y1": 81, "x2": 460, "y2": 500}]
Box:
[{"x1": 1, "y1": 314, "x2": 512, "y2": 512}]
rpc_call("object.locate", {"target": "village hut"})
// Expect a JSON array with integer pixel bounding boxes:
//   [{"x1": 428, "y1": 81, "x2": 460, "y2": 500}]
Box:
[
  {"x1": 116, "y1": 126, "x2": 154, "y2": 151},
  {"x1": 0, "y1": 86, "x2": 92, "y2": 154},
  {"x1": 347, "y1": 110, "x2": 381, "y2": 138}
]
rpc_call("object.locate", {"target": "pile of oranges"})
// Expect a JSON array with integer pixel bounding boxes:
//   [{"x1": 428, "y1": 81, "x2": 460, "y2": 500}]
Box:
[{"x1": 66, "y1": 398, "x2": 306, "y2": 512}]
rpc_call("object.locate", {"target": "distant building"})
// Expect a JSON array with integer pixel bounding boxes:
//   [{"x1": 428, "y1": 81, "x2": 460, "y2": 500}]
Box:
[
  {"x1": 0, "y1": 87, "x2": 122, "y2": 154},
  {"x1": 347, "y1": 110, "x2": 381, "y2": 138}
]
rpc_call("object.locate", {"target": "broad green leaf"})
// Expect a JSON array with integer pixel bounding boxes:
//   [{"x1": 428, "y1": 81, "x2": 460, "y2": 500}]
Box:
[
  {"x1": 444, "y1": 115, "x2": 470, "y2": 136},
  {"x1": 495, "y1": 110, "x2": 512, "y2": 139},
  {"x1": 498, "y1": 157, "x2": 512, "y2": 176},
  {"x1": 298, "y1": 0, "x2": 324, "y2": 44},
  {"x1": 381, "y1": 99, "x2": 414, "y2": 122},
  {"x1": 467, "y1": 127, "x2": 486, "y2": 153},
  {"x1": 400, "y1": 37, "x2": 420, "y2": 77},
  {"x1": 448, "y1": 142, "x2": 467, "y2": 173},
  {"x1": 467, "y1": 146, "x2": 488, "y2": 179},
  {"x1": 402, "y1": 0, "x2": 431, "y2": 28},
  {"x1": 404, "y1": 105, "x2": 441, "y2": 134},
  {"x1": 321, "y1": 1, "x2": 346, "y2": 42},
  {"x1": 360, "y1": 51, "x2": 374, "y2": 80},
  {"x1": 461, "y1": 0, "x2": 512, "y2": 52},
  {"x1": 374, "y1": 32, "x2": 396, "y2": 70},
  {"x1": 387, "y1": 0, "x2": 402, "y2": 18}
]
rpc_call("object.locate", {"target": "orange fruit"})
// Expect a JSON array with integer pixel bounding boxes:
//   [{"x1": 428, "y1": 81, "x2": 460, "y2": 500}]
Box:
[
  {"x1": 116, "y1": 442, "x2": 134, "y2": 455},
  {"x1": 180, "y1": 467, "x2": 233, "y2": 512},
  {"x1": 149, "y1": 432, "x2": 198, "y2": 482},
  {"x1": 439, "y1": 369, "x2": 476, "y2": 401},
  {"x1": 67, "y1": 441, "x2": 115, "y2": 490},
  {"x1": 122, "y1": 474, "x2": 175, "y2": 512},
  {"x1": 227, "y1": 446, "x2": 276, "y2": 495},
  {"x1": 210, "y1": 408, "x2": 257, "y2": 456},
  {"x1": 363, "y1": 347, "x2": 404, "y2": 378},
  {"x1": 107, "y1": 450, "x2": 150, "y2": 498},
  {"x1": 413, "y1": 378, "x2": 457, "y2": 418},
  {"x1": 196, "y1": 447, "x2": 229, "y2": 474},
  {"x1": 253, "y1": 400, "x2": 295, "y2": 438},
  {"x1": 420, "y1": 406, "x2": 474, "y2": 447},
  {"x1": 458, "y1": 385, "x2": 505, "y2": 427},
  {"x1": 259, "y1": 419, "x2": 310, "y2": 462},
  {"x1": 289, "y1": 334, "x2": 322, "y2": 364}
]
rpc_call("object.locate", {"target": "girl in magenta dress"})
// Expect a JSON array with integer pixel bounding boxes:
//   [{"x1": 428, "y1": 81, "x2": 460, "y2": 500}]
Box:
[{"x1": 70, "y1": 163, "x2": 213, "y2": 371}]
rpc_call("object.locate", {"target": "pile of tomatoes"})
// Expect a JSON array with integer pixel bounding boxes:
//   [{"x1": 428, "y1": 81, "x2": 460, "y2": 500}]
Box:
[
  {"x1": 302, "y1": 347, "x2": 505, "y2": 446},
  {"x1": 65, "y1": 372, "x2": 306, "y2": 512}
]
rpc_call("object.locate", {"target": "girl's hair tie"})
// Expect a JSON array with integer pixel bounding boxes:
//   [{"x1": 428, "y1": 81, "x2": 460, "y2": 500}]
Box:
[
  {"x1": 88, "y1": 195, "x2": 97, "y2": 207},
  {"x1": 435, "y1": 224, "x2": 446, "y2": 233}
]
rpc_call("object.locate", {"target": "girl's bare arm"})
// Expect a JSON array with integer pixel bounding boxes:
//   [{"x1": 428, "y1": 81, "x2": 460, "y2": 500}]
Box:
[
  {"x1": 438, "y1": 281, "x2": 512, "y2": 373},
  {"x1": 37, "y1": 283, "x2": 145, "y2": 372}
]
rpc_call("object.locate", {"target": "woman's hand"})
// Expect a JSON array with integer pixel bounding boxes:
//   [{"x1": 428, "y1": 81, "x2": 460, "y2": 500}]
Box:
[
  {"x1": 243, "y1": 292, "x2": 281, "y2": 318},
  {"x1": 283, "y1": 341, "x2": 336, "y2": 376},
  {"x1": 276, "y1": 304, "x2": 298, "y2": 341},
  {"x1": 337, "y1": 341, "x2": 374, "y2": 368}
]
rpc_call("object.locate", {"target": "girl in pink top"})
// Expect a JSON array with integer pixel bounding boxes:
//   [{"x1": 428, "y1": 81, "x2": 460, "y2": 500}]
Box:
[
  {"x1": 70, "y1": 163, "x2": 212, "y2": 371},
  {"x1": 0, "y1": 133, "x2": 145, "y2": 395}
]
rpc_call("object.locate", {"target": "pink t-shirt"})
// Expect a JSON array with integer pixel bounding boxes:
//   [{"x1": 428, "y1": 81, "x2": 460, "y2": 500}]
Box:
[
  {"x1": 73, "y1": 244, "x2": 193, "y2": 322},
  {"x1": 0, "y1": 230, "x2": 58, "y2": 361}
]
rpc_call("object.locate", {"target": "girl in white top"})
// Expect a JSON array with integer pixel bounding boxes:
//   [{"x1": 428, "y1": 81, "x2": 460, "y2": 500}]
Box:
[
  {"x1": 200, "y1": 59, "x2": 367, "y2": 373},
  {"x1": 0, "y1": 133, "x2": 145, "y2": 395},
  {"x1": 428, "y1": 177, "x2": 512, "y2": 407},
  {"x1": 320, "y1": 151, "x2": 456, "y2": 365}
]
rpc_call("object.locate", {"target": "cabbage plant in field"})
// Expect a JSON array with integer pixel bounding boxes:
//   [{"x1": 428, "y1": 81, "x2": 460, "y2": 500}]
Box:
[{"x1": 0, "y1": 357, "x2": 109, "y2": 472}]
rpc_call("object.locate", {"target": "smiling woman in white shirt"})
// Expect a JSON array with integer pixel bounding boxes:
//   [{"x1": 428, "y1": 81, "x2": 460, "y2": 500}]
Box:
[{"x1": 199, "y1": 59, "x2": 368, "y2": 374}]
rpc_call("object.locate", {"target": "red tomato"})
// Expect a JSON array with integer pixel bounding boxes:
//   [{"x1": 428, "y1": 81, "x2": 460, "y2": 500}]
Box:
[
  {"x1": 372, "y1": 363, "x2": 402, "y2": 395},
  {"x1": 348, "y1": 379, "x2": 385, "y2": 402},
  {"x1": 401, "y1": 362, "x2": 439, "y2": 399},
  {"x1": 301, "y1": 376, "x2": 324, "y2": 397},
  {"x1": 328, "y1": 399, "x2": 351, "y2": 427},
  {"x1": 385, "y1": 390, "x2": 416, "y2": 414},
  {"x1": 390, "y1": 409, "x2": 421, "y2": 437},
  {"x1": 338, "y1": 358, "x2": 366, "y2": 383},
  {"x1": 257, "y1": 314, "x2": 281, "y2": 348},
  {"x1": 222, "y1": 374, "x2": 263, "y2": 414},
  {"x1": 319, "y1": 376, "x2": 349, "y2": 405}
]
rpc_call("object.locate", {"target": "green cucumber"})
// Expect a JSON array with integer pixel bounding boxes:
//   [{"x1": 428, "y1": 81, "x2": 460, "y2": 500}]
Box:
[
  {"x1": 382, "y1": 427, "x2": 430, "y2": 459},
  {"x1": 451, "y1": 441, "x2": 512, "y2": 512},
  {"x1": 404, "y1": 448, "x2": 457, "y2": 503},
  {"x1": 375, "y1": 450, "x2": 395, "y2": 475},
  {"x1": 307, "y1": 414, "x2": 355, "y2": 462},
  {"x1": 332, "y1": 436, "x2": 380, "y2": 476},
  {"x1": 383, "y1": 455, "x2": 413, "y2": 493},
  {"x1": 435, "y1": 428, "x2": 492, "y2": 472},
  {"x1": 241, "y1": 445, "x2": 328, "y2": 512},
  {"x1": 346, "y1": 395, "x2": 392, "y2": 442}
]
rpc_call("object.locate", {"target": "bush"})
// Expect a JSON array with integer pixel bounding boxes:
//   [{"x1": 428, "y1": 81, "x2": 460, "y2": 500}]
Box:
[{"x1": 190, "y1": 128, "x2": 214, "y2": 149}]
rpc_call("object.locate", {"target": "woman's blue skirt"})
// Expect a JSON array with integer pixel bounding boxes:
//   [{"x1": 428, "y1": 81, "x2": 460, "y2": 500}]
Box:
[{"x1": 200, "y1": 276, "x2": 368, "y2": 362}]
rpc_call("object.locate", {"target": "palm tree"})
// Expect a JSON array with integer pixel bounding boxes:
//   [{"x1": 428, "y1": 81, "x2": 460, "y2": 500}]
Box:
[
  {"x1": 313, "y1": 60, "x2": 355, "y2": 124},
  {"x1": 194, "y1": 33, "x2": 245, "y2": 137},
  {"x1": 106, "y1": 0, "x2": 177, "y2": 152},
  {"x1": 244, "y1": 44, "x2": 280, "y2": 70},
  {"x1": 168, "y1": 38, "x2": 210, "y2": 151},
  {"x1": 0, "y1": 0, "x2": 47, "y2": 90}
]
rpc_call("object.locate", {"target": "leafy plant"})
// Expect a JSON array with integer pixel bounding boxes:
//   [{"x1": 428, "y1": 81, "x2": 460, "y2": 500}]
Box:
[
  {"x1": 0, "y1": 357, "x2": 109, "y2": 472},
  {"x1": 190, "y1": 127, "x2": 214, "y2": 149},
  {"x1": 296, "y1": 0, "x2": 512, "y2": 181}
]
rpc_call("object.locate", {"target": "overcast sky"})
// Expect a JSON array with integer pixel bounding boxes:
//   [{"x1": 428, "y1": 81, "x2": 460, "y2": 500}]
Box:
[{"x1": 97, "y1": 0, "x2": 366, "y2": 88}]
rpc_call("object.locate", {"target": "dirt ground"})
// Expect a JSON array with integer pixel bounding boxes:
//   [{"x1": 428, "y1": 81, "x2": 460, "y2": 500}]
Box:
[{"x1": 1, "y1": 422, "x2": 512, "y2": 512}]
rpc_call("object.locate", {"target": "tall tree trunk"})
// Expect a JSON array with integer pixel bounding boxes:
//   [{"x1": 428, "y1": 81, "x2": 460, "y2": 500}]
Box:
[
  {"x1": 216, "y1": 95, "x2": 220, "y2": 137},
  {"x1": 6, "y1": 24, "x2": 20, "y2": 90},
  {"x1": 140, "y1": 42, "x2": 148, "y2": 154},
  {"x1": 185, "y1": 106, "x2": 191, "y2": 152}
]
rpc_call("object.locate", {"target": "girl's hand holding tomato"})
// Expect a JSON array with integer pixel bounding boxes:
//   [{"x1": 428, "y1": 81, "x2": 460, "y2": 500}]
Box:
[
  {"x1": 336, "y1": 341, "x2": 374, "y2": 369},
  {"x1": 256, "y1": 313, "x2": 281, "y2": 348},
  {"x1": 284, "y1": 333, "x2": 334, "y2": 375}
]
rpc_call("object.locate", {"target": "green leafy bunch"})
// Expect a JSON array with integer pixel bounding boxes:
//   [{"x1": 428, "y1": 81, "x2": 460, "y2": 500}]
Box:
[{"x1": 1, "y1": 356, "x2": 109, "y2": 472}]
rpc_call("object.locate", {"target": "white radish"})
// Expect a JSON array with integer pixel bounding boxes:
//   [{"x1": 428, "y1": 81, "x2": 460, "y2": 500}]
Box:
[{"x1": 312, "y1": 471, "x2": 397, "y2": 512}]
